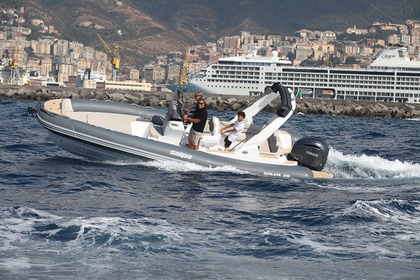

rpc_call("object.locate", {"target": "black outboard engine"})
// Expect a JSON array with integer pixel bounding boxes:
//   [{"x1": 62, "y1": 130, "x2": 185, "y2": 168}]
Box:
[{"x1": 289, "y1": 137, "x2": 329, "y2": 171}]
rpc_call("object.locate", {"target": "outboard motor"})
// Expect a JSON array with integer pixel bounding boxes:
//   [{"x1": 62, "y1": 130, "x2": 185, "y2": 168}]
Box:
[{"x1": 289, "y1": 137, "x2": 329, "y2": 171}]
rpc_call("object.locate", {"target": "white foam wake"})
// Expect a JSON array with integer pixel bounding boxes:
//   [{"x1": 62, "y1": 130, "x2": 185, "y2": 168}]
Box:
[
  {"x1": 145, "y1": 160, "x2": 249, "y2": 174},
  {"x1": 102, "y1": 159, "x2": 249, "y2": 174},
  {"x1": 326, "y1": 148, "x2": 420, "y2": 179}
]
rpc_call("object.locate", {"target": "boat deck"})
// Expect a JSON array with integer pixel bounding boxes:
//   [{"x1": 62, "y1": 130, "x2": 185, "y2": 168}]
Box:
[
  {"x1": 44, "y1": 99, "x2": 140, "y2": 135},
  {"x1": 42, "y1": 98, "x2": 333, "y2": 179},
  {"x1": 68, "y1": 112, "x2": 138, "y2": 135}
]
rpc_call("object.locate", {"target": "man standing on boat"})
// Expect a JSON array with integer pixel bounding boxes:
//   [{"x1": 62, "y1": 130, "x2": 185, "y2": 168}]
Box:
[
  {"x1": 183, "y1": 98, "x2": 207, "y2": 150},
  {"x1": 220, "y1": 111, "x2": 246, "y2": 149},
  {"x1": 185, "y1": 91, "x2": 203, "y2": 116}
]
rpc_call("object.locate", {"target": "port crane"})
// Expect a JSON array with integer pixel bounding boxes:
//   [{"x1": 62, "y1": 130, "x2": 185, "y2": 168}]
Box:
[
  {"x1": 179, "y1": 45, "x2": 189, "y2": 84},
  {"x1": 96, "y1": 33, "x2": 120, "y2": 81},
  {"x1": 9, "y1": 2, "x2": 25, "y2": 85}
]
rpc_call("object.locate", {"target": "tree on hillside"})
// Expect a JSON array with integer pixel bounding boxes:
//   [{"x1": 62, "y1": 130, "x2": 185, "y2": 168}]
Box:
[
  {"x1": 345, "y1": 56, "x2": 358, "y2": 64},
  {"x1": 286, "y1": 51, "x2": 295, "y2": 63}
]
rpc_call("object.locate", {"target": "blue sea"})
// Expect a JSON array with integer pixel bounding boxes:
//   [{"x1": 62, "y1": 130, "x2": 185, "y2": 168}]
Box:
[{"x1": 1, "y1": 99, "x2": 419, "y2": 280}]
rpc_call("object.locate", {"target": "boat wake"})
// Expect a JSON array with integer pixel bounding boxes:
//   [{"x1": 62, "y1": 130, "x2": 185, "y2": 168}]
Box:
[
  {"x1": 326, "y1": 148, "x2": 420, "y2": 179},
  {"x1": 101, "y1": 159, "x2": 250, "y2": 175},
  {"x1": 80, "y1": 147, "x2": 420, "y2": 180},
  {"x1": 131, "y1": 148, "x2": 420, "y2": 180},
  {"x1": 146, "y1": 160, "x2": 250, "y2": 174}
]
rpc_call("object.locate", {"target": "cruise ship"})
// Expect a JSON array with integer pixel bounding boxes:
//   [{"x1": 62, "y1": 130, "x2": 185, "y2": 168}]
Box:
[{"x1": 182, "y1": 47, "x2": 420, "y2": 103}]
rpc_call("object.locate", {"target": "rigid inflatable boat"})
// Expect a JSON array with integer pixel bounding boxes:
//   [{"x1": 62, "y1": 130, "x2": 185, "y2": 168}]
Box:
[{"x1": 36, "y1": 83, "x2": 333, "y2": 179}]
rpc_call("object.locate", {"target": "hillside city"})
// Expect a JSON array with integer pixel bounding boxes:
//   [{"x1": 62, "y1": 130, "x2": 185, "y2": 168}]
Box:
[{"x1": 0, "y1": 4, "x2": 419, "y2": 91}]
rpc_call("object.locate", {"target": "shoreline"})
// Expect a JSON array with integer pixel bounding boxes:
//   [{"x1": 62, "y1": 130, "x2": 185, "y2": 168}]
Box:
[{"x1": 1, "y1": 85, "x2": 419, "y2": 119}]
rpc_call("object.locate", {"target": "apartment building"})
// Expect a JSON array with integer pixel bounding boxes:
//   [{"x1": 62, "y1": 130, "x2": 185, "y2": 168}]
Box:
[{"x1": 143, "y1": 65, "x2": 165, "y2": 83}]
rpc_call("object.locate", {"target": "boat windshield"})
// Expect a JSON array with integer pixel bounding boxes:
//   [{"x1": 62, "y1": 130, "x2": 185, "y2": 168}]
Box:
[{"x1": 168, "y1": 89, "x2": 185, "y2": 120}]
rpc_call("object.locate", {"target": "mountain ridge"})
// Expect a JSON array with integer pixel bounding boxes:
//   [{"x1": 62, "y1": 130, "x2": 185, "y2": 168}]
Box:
[{"x1": 3, "y1": 0, "x2": 420, "y2": 64}]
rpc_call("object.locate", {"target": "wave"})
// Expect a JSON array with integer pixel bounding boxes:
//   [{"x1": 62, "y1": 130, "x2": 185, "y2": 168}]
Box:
[
  {"x1": 331, "y1": 199, "x2": 420, "y2": 224},
  {"x1": 0, "y1": 206, "x2": 185, "y2": 251},
  {"x1": 279, "y1": 198, "x2": 420, "y2": 259},
  {"x1": 326, "y1": 148, "x2": 420, "y2": 179},
  {"x1": 2, "y1": 203, "x2": 419, "y2": 268}
]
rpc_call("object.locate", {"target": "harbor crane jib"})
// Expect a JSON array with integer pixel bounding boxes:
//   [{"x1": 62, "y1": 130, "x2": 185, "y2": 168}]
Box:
[
  {"x1": 96, "y1": 33, "x2": 120, "y2": 81},
  {"x1": 179, "y1": 45, "x2": 189, "y2": 84},
  {"x1": 10, "y1": 2, "x2": 25, "y2": 85}
]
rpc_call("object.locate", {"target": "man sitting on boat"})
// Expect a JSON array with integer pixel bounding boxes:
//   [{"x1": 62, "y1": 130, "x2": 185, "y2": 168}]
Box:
[
  {"x1": 220, "y1": 111, "x2": 246, "y2": 149},
  {"x1": 183, "y1": 98, "x2": 208, "y2": 150}
]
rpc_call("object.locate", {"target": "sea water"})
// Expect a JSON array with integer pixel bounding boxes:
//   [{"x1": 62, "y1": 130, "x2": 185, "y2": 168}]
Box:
[{"x1": 0, "y1": 99, "x2": 419, "y2": 279}]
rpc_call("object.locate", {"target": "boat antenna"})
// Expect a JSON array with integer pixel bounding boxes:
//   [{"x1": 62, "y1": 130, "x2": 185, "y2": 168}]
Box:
[{"x1": 176, "y1": 89, "x2": 187, "y2": 127}]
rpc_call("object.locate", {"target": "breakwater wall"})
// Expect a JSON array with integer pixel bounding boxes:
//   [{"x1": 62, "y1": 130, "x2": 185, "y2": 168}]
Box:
[{"x1": 1, "y1": 85, "x2": 420, "y2": 119}]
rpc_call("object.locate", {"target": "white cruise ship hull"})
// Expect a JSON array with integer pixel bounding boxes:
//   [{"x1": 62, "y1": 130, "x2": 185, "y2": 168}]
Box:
[{"x1": 188, "y1": 47, "x2": 420, "y2": 104}]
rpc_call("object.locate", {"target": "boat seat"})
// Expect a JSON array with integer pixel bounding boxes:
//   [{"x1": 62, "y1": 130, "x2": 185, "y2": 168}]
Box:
[
  {"x1": 257, "y1": 130, "x2": 292, "y2": 155},
  {"x1": 151, "y1": 115, "x2": 164, "y2": 126},
  {"x1": 276, "y1": 130, "x2": 293, "y2": 154},
  {"x1": 149, "y1": 125, "x2": 162, "y2": 139},
  {"x1": 203, "y1": 120, "x2": 211, "y2": 133},
  {"x1": 61, "y1": 99, "x2": 74, "y2": 115},
  {"x1": 149, "y1": 114, "x2": 170, "y2": 138},
  {"x1": 268, "y1": 134, "x2": 278, "y2": 153},
  {"x1": 208, "y1": 116, "x2": 220, "y2": 136},
  {"x1": 236, "y1": 124, "x2": 260, "y2": 142},
  {"x1": 244, "y1": 124, "x2": 260, "y2": 135}
]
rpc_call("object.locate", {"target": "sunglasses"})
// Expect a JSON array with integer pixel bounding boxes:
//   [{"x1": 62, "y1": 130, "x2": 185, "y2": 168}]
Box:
[{"x1": 198, "y1": 102, "x2": 205, "y2": 105}]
